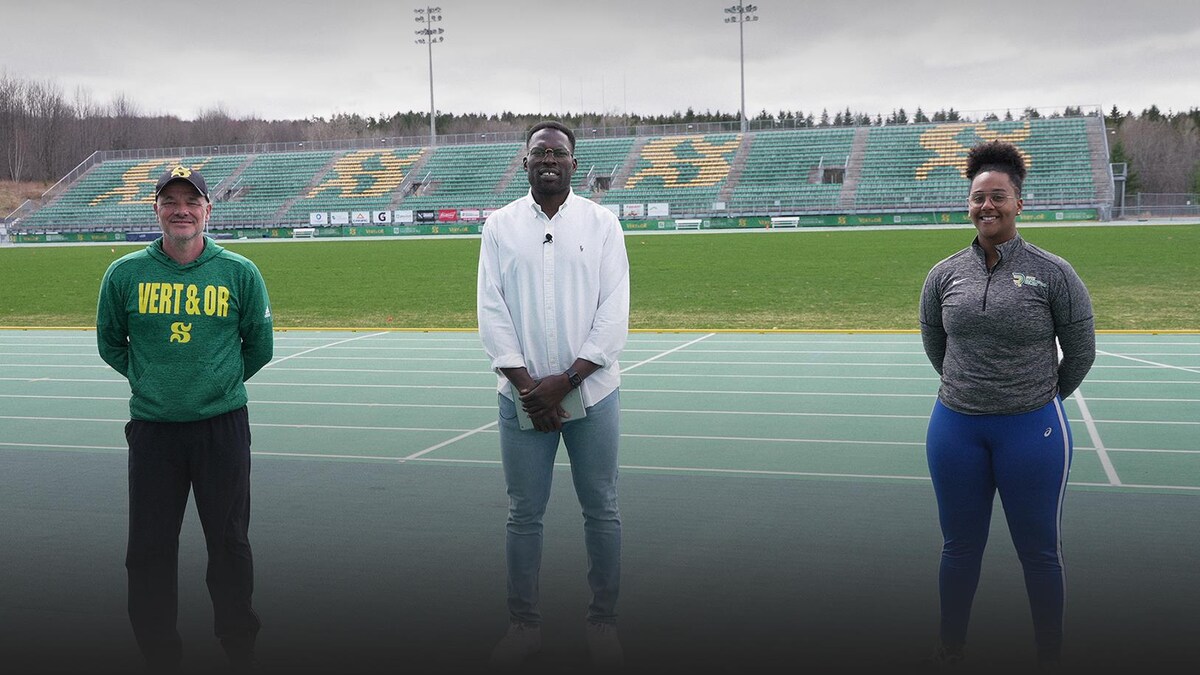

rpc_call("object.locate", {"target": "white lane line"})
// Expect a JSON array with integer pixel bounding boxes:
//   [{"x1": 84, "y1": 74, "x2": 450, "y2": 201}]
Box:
[
  {"x1": 403, "y1": 334, "x2": 717, "y2": 460},
  {"x1": 621, "y1": 432, "x2": 923, "y2": 447},
  {"x1": 1104, "y1": 448, "x2": 1200, "y2": 455},
  {"x1": 0, "y1": 441, "x2": 125, "y2": 452},
  {"x1": 261, "y1": 331, "x2": 388, "y2": 369},
  {"x1": 1084, "y1": 379, "x2": 1200, "y2": 385},
  {"x1": 4, "y1": 443, "x2": 1199, "y2": 492},
  {"x1": 1081, "y1": 396, "x2": 1199, "y2": 403},
  {"x1": 0, "y1": 365, "x2": 112, "y2": 369},
  {"x1": 0, "y1": 394, "x2": 128, "y2": 401},
  {"x1": 242, "y1": 366, "x2": 945, "y2": 382},
  {"x1": 403, "y1": 421, "x2": 498, "y2": 461},
  {"x1": 1097, "y1": 349, "x2": 1200, "y2": 375},
  {"x1": 4, "y1": 379, "x2": 1195, "y2": 403},
  {"x1": 1073, "y1": 388, "x2": 1121, "y2": 486},
  {"x1": 623, "y1": 333, "x2": 716, "y2": 372}
]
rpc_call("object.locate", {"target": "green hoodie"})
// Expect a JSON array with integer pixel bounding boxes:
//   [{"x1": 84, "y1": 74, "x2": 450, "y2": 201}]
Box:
[{"x1": 97, "y1": 237, "x2": 274, "y2": 422}]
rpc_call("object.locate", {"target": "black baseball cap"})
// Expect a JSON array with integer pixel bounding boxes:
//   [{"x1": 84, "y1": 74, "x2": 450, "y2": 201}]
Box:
[{"x1": 154, "y1": 165, "x2": 210, "y2": 200}]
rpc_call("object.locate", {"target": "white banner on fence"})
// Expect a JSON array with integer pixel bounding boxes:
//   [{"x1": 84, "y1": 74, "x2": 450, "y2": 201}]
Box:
[
  {"x1": 330, "y1": 212, "x2": 350, "y2": 225},
  {"x1": 309, "y1": 212, "x2": 328, "y2": 226},
  {"x1": 351, "y1": 211, "x2": 371, "y2": 225},
  {"x1": 647, "y1": 203, "x2": 670, "y2": 218},
  {"x1": 394, "y1": 210, "x2": 415, "y2": 224},
  {"x1": 622, "y1": 203, "x2": 645, "y2": 218},
  {"x1": 373, "y1": 210, "x2": 393, "y2": 224}
]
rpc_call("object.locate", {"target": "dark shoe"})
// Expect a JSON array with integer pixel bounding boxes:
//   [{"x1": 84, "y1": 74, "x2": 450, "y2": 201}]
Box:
[
  {"x1": 920, "y1": 645, "x2": 965, "y2": 670},
  {"x1": 585, "y1": 621, "x2": 624, "y2": 670},
  {"x1": 222, "y1": 637, "x2": 258, "y2": 674},
  {"x1": 227, "y1": 653, "x2": 259, "y2": 674},
  {"x1": 489, "y1": 621, "x2": 542, "y2": 670}
]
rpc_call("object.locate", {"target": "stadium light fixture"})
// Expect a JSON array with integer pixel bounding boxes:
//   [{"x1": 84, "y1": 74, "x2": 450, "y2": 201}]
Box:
[
  {"x1": 414, "y1": 6, "x2": 445, "y2": 147},
  {"x1": 724, "y1": 4, "x2": 759, "y2": 133}
]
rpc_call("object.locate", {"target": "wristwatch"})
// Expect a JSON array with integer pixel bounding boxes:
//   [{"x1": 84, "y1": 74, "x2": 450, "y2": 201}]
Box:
[{"x1": 564, "y1": 368, "x2": 583, "y2": 389}]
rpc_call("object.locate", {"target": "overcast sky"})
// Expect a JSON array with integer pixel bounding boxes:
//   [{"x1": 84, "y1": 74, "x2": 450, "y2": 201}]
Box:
[{"x1": 3, "y1": 0, "x2": 1197, "y2": 122}]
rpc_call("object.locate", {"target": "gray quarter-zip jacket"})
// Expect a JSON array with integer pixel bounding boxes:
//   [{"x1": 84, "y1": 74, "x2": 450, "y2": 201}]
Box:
[{"x1": 919, "y1": 234, "x2": 1095, "y2": 415}]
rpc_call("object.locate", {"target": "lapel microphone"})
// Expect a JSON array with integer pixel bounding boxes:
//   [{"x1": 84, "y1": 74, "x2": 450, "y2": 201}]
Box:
[{"x1": 544, "y1": 233, "x2": 553, "y2": 244}]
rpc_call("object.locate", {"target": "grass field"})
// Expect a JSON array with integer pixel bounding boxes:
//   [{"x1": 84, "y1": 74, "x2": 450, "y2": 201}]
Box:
[{"x1": 1, "y1": 224, "x2": 1196, "y2": 330}]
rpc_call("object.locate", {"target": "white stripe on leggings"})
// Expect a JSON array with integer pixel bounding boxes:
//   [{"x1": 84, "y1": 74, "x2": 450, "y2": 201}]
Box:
[{"x1": 1051, "y1": 396, "x2": 1071, "y2": 636}]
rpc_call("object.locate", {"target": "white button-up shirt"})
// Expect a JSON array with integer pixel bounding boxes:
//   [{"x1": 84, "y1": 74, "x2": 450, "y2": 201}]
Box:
[{"x1": 477, "y1": 189, "x2": 630, "y2": 407}]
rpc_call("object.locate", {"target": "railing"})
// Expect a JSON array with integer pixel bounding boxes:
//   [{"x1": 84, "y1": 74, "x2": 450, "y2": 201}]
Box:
[
  {"x1": 91, "y1": 105, "x2": 1107, "y2": 164},
  {"x1": 1118, "y1": 193, "x2": 1200, "y2": 220},
  {"x1": 4, "y1": 150, "x2": 103, "y2": 221}
]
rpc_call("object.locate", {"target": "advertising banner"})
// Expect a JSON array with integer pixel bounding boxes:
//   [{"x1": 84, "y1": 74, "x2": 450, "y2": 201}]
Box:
[{"x1": 647, "y1": 203, "x2": 670, "y2": 218}]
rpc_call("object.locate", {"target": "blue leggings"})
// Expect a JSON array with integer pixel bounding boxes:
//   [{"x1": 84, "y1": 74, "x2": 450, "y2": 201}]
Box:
[{"x1": 926, "y1": 397, "x2": 1072, "y2": 661}]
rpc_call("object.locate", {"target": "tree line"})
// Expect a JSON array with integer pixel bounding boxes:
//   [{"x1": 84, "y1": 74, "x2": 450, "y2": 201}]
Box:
[{"x1": 1, "y1": 72, "x2": 1197, "y2": 195}]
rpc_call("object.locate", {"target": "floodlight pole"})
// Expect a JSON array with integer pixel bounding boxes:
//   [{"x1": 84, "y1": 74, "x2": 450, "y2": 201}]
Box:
[
  {"x1": 724, "y1": 4, "x2": 759, "y2": 133},
  {"x1": 414, "y1": 6, "x2": 444, "y2": 147}
]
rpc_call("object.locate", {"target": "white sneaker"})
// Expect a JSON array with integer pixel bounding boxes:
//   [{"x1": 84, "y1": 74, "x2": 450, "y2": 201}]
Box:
[
  {"x1": 585, "y1": 621, "x2": 624, "y2": 670},
  {"x1": 489, "y1": 621, "x2": 541, "y2": 670}
]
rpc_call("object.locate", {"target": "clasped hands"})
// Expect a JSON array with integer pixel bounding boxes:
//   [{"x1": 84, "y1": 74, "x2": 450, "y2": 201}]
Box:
[{"x1": 518, "y1": 373, "x2": 573, "y2": 433}]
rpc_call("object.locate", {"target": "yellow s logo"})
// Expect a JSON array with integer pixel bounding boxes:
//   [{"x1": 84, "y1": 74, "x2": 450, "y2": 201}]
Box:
[
  {"x1": 169, "y1": 322, "x2": 192, "y2": 343},
  {"x1": 171, "y1": 165, "x2": 192, "y2": 178}
]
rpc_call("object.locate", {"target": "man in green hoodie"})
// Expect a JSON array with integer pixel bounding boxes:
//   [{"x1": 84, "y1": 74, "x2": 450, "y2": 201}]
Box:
[{"x1": 96, "y1": 165, "x2": 273, "y2": 673}]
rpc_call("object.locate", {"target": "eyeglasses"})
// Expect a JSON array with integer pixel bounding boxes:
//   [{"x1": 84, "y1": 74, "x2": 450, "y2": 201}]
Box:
[
  {"x1": 968, "y1": 191, "x2": 1018, "y2": 206},
  {"x1": 527, "y1": 147, "x2": 572, "y2": 159}
]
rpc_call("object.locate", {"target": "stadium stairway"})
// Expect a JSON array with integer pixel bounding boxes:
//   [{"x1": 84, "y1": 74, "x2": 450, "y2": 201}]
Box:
[
  {"x1": 837, "y1": 127, "x2": 871, "y2": 209},
  {"x1": 388, "y1": 150, "x2": 437, "y2": 211},
  {"x1": 716, "y1": 132, "x2": 757, "y2": 205},
  {"x1": 274, "y1": 153, "x2": 342, "y2": 223},
  {"x1": 210, "y1": 157, "x2": 257, "y2": 202},
  {"x1": 491, "y1": 145, "x2": 529, "y2": 198},
  {"x1": 608, "y1": 136, "x2": 651, "y2": 192},
  {"x1": 1085, "y1": 115, "x2": 1115, "y2": 208}
]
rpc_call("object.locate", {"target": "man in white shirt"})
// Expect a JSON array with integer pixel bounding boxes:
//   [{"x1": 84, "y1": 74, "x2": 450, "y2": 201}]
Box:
[{"x1": 477, "y1": 121, "x2": 630, "y2": 670}]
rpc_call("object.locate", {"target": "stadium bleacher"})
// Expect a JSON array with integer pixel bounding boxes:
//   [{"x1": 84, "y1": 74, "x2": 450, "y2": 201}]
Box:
[
  {"x1": 855, "y1": 118, "x2": 1096, "y2": 209},
  {"x1": 602, "y1": 134, "x2": 741, "y2": 213},
  {"x1": 20, "y1": 156, "x2": 245, "y2": 231},
  {"x1": 727, "y1": 128, "x2": 854, "y2": 213},
  {"x1": 9, "y1": 116, "x2": 1107, "y2": 233},
  {"x1": 284, "y1": 148, "x2": 424, "y2": 222},
  {"x1": 210, "y1": 151, "x2": 335, "y2": 226},
  {"x1": 400, "y1": 142, "x2": 524, "y2": 211}
]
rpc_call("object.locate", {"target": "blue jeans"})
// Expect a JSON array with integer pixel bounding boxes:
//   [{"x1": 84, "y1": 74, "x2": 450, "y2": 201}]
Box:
[
  {"x1": 926, "y1": 397, "x2": 1073, "y2": 661},
  {"x1": 498, "y1": 389, "x2": 621, "y2": 626}
]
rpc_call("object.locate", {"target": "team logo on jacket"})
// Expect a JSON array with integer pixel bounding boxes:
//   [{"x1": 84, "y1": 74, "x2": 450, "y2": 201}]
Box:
[
  {"x1": 1012, "y1": 272, "x2": 1048, "y2": 288},
  {"x1": 170, "y1": 322, "x2": 192, "y2": 343}
]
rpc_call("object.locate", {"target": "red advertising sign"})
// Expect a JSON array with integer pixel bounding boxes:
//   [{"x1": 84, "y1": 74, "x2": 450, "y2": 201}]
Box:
[{"x1": 437, "y1": 209, "x2": 459, "y2": 222}]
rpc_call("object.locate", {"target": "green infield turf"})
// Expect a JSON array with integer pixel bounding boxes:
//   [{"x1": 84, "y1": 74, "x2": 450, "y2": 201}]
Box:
[{"x1": 1, "y1": 224, "x2": 1196, "y2": 330}]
